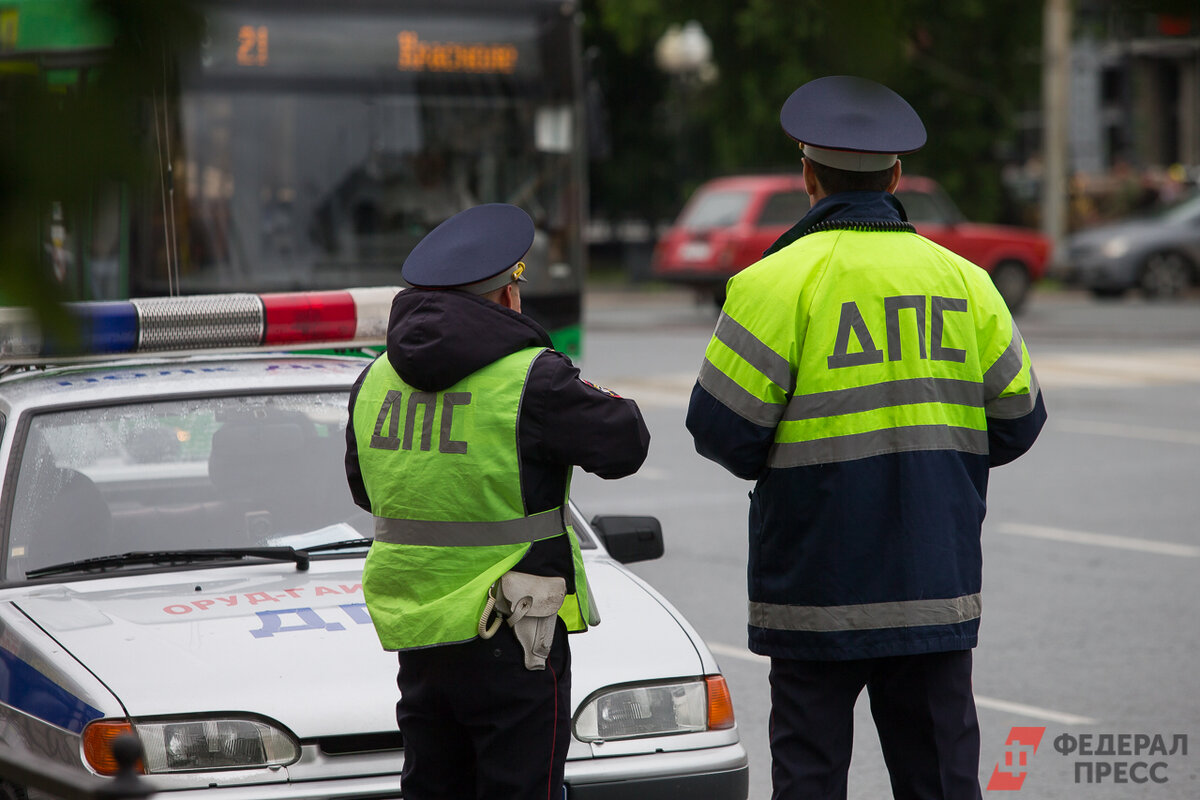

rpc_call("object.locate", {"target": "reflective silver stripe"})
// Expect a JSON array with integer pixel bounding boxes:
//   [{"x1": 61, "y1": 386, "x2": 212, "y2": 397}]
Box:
[
  {"x1": 986, "y1": 369, "x2": 1041, "y2": 419},
  {"x1": 782, "y1": 378, "x2": 983, "y2": 422},
  {"x1": 713, "y1": 312, "x2": 794, "y2": 392},
  {"x1": 698, "y1": 359, "x2": 785, "y2": 428},
  {"x1": 983, "y1": 325, "x2": 1026, "y2": 397},
  {"x1": 750, "y1": 593, "x2": 982, "y2": 633},
  {"x1": 374, "y1": 508, "x2": 564, "y2": 547},
  {"x1": 767, "y1": 425, "x2": 989, "y2": 468}
]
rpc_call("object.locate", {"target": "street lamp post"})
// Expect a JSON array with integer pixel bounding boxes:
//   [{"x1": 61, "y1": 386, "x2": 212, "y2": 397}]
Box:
[{"x1": 654, "y1": 21, "x2": 715, "y2": 218}]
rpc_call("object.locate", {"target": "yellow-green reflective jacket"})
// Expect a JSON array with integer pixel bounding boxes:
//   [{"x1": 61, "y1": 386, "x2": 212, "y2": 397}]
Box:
[
  {"x1": 354, "y1": 346, "x2": 591, "y2": 651},
  {"x1": 687, "y1": 218, "x2": 1046, "y2": 661}
]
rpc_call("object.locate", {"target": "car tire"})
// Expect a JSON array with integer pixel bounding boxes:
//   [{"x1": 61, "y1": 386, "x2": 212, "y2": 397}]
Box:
[
  {"x1": 990, "y1": 260, "x2": 1032, "y2": 314},
  {"x1": 1139, "y1": 251, "x2": 1192, "y2": 299}
]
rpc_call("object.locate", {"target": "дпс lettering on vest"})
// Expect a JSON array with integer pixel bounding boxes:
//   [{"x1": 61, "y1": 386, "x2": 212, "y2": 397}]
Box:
[{"x1": 369, "y1": 389, "x2": 473, "y2": 454}]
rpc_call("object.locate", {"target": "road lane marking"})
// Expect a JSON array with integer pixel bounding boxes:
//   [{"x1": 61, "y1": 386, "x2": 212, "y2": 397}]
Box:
[
  {"x1": 594, "y1": 349, "x2": 1200, "y2": 401},
  {"x1": 602, "y1": 374, "x2": 694, "y2": 410},
  {"x1": 707, "y1": 642, "x2": 1097, "y2": 725},
  {"x1": 1054, "y1": 417, "x2": 1200, "y2": 446},
  {"x1": 708, "y1": 641, "x2": 767, "y2": 664},
  {"x1": 973, "y1": 695, "x2": 1097, "y2": 726},
  {"x1": 599, "y1": 347, "x2": 1200, "y2": 409},
  {"x1": 997, "y1": 522, "x2": 1200, "y2": 558},
  {"x1": 1025, "y1": 349, "x2": 1200, "y2": 388}
]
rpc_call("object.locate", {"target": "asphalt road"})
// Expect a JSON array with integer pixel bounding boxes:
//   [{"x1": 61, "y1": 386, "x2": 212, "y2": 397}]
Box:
[{"x1": 570, "y1": 286, "x2": 1200, "y2": 800}]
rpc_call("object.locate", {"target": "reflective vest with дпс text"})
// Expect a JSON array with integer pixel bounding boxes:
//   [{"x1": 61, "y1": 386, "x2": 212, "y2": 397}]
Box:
[
  {"x1": 354, "y1": 346, "x2": 591, "y2": 651},
  {"x1": 698, "y1": 227, "x2": 1040, "y2": 660}
]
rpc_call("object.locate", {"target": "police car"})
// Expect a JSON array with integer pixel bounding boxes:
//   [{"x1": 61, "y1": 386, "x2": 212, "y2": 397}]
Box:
[{"x1": 0, "y1": 290, "x2": 749, "y2": 799}]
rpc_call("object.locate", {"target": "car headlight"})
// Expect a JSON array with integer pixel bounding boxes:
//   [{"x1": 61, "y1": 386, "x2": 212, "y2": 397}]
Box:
[
  {"x1": 83, "y1": 716, "x2": 300, "y2": 775},
  {"x1": 573, "y1": 675, "x2": 735, "y2": 742},
  {"x1": 1101, "y1": 237, "x2": 1130, "y2": 258}
]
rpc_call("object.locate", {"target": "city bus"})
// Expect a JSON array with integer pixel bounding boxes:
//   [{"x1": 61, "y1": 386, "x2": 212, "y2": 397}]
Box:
[{"x1": 2, "y1": 0, "x2": 588, "y2": 354}]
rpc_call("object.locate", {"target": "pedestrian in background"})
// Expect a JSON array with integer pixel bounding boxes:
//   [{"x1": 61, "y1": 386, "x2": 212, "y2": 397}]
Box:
[
  {"x1": 686, "y1": 76, "x2": 1047, "y2": 800},
  {"x1": 346, "y1": 203, "x2": 650, "y2": 799}
]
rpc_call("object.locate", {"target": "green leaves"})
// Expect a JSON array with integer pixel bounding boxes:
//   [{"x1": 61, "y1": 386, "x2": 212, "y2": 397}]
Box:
[
  {"x1": 583, "y1": 0, "x2": 1044, "y2": 225},
  {"x1": 0, "y1": 0, "x2": 200, "y2": 328}
]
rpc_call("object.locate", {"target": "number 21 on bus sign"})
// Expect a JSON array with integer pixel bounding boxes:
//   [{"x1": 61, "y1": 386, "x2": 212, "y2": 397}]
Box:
[{"x1": 238, "y1": 25, "x2": 269, "y2": 67}]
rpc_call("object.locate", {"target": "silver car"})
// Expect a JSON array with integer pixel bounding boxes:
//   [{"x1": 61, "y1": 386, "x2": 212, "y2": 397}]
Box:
[
  {"x1": 1053, "y1": 192, "x2": 1200, "y2": 298},
  {"x1": 0, "y1": 298, "x2": 748, "y2": 799}
]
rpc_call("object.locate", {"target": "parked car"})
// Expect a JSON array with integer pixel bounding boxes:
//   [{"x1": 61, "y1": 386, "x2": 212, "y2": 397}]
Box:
[
  {"x1": 1052, "y1": 191, "x2": 1200, "y2": 299},
  {"x1": 0, "y1": 291, "x2": 749, "y2": 799},
  {"x1": 651, "y1": 174, "x2": 1051, "y2": 312}
]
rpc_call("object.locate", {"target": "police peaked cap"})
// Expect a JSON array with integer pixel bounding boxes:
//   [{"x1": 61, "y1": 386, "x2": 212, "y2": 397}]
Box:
[
  {"x1": 402, "y1": 203, "x2": 533, "y2": 293},
  {"x1": 780, "y1": 75, "x2": 926, "y2": 172}
]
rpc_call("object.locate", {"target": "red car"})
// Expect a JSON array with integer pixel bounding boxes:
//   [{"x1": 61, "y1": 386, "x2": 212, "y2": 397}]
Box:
[{"x1": 651, "y1": 174, "x2": 1050, "y2": 312}]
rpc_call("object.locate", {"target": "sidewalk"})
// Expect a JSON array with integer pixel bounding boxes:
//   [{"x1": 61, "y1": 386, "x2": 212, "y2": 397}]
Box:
[{"x1": 583, "y1": 280, "x2": 716, "y2": 331}]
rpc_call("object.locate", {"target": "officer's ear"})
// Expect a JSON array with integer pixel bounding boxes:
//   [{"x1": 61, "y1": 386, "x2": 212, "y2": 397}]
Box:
[
  {"x1": 887, "y1": 160, "x2": 902, "y2": 193},
  {"x1": 498, "y1": 282, "x2": 521, "y2": 313},
  {"x1": 802, "y1": 157, "x2": 822, "y2": 200}
]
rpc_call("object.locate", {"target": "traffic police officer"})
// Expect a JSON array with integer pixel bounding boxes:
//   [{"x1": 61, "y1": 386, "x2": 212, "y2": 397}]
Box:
[
  {"x1": 686, "y1": 76, "x2": 1047, "y2": 800},
  {"x1": 345, "y1": 203, "x2": 650, "y2": 800}
]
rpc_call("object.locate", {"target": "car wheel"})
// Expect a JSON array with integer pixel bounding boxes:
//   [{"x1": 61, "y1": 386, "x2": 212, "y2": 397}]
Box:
[
  {"x1": 1139, "y1": 251, "x2": 1191, "y2": 299},
  {"x1": 990, "y1": 260, "x2": 1031, "y2": 314}
]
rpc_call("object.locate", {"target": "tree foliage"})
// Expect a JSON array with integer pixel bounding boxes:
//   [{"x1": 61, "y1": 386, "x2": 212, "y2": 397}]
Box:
[
  {"x1": 583, "y1": 0, "x2": 1043, "y2": 225},
  {"x1": 0, "y1": 0, "x2": 200, "y2": 332}
]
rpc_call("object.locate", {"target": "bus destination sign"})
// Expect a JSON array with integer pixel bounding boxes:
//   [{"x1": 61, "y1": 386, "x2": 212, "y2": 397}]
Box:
[{"x1": 203, "y1": 11, "x2": 536, "y2": 80}]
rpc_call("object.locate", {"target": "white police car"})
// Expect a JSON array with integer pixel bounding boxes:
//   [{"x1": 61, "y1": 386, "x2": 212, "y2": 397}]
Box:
[{"x1": 0, "y1": 290, "x2": 748, "y2": 799}]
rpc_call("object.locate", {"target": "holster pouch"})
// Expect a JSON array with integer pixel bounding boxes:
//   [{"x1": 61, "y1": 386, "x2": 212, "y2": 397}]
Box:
[{"x1": 494, "y1": 572, "x2": 567, "y2": 671}]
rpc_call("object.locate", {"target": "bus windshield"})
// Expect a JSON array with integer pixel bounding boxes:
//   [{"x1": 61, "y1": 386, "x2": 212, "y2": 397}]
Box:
[{"x1": 169, "y1": 88, "x2": 571, "y2": 292}]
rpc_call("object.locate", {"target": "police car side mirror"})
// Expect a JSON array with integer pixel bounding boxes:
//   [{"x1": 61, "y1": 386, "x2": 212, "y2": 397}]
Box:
[{"x1": 589, "y1": 515, "x2": 664, "y2": 564}]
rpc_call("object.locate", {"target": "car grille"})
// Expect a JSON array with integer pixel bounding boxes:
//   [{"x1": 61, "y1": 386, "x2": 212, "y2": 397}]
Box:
[{"x1": 316, "y1": 731, "x2": 404, "y2": 756}]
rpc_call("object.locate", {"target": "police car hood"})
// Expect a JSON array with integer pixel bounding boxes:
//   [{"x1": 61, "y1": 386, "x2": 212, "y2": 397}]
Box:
[
  {"x1": 385, "y1": 288, "x2": 552, "y2": 392},
  {"x1": 14, "y1": 557, "x2": 705, "y2": 739}
]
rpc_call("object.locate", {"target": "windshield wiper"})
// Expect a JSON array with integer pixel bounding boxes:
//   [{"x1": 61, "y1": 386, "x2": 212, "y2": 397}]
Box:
[
  {"x1": 300, "y1": 538, "x2": 373, "y2": 555},
  {"x1": 26, "y1": 547, "x2": 310, "y2": 579}
]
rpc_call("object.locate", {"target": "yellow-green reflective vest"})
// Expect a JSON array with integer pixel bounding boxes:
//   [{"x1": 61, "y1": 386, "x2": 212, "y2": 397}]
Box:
[
  {"x1": 354, "y1": 346, "x2": 591, "y2": 651},
  {"x1": 704, "y1": 229, "x2": 1037, "y2": 465},
  {"x1": 695, "y1": 226, "x2": 1041, "y2": 659}
]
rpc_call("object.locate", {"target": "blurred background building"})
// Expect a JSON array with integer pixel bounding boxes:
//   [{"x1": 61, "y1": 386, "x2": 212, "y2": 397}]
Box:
[{"x1": 1007, "y1": 2, "x2": 1200, "y2": 231}]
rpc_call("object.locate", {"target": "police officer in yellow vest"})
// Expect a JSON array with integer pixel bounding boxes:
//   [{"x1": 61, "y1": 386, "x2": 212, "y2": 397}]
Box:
[
  {"x1": 686, "y1": 77, "x2": 1046, "y2": 800},
  {"x1": 346, "y1": 203, "x2": 650, "y2": 800}
]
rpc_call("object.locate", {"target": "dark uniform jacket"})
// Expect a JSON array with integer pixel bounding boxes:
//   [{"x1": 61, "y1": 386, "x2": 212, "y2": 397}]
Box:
[
  {"x1": 346, "y1": 288, "x2": 651, "y2": 583},
  {"x1": 687, "y1": 192, "x2": 1047, "y2": 661}
]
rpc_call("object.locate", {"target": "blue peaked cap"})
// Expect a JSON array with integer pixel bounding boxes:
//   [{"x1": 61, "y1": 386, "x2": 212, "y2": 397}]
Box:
[
  {"x1": 780, "y1": 76, "x2": 925, "y2": 170},
  {"x1": 402, "y1": 203, "x2": 534, "y2": 290}
]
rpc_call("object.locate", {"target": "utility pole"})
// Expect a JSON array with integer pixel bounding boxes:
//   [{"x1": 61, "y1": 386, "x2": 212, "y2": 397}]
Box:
[{"x1": 1042, "y1": 0, "x2": 1072, "y2": 246}]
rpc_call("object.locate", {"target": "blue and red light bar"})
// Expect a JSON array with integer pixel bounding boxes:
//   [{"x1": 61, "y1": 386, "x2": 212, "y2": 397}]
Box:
[{"x1": 0, "y1": 288, "x2": 400, "y2": 362}]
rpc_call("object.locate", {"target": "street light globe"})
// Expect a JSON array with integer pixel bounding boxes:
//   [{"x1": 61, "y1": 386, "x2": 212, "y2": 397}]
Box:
[{"x1": 655, "y1": 20, "x2": 712, "y2": 76}]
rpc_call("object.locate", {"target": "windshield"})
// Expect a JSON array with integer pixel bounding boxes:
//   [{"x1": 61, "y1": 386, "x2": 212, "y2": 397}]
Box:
[
  {"x1": 1158, "y1": 192, "x2": 1200, "y2": 224},
  {"x1": 7, "y1": 392, "x2": 369, "y2": 580},
  {"x1": 162, "y1": 91, "x2": 574, "y2": 293},
  {"x1": 679, "y1": 190, "x2": 752, "y2": 230},
  {"x1": 895, "y1": 185, "x2": 964, "y2": 226}
]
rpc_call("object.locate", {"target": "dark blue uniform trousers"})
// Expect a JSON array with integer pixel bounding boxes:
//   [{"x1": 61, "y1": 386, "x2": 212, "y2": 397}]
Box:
[
  {"x1": 768, "y1": 649, "x2": 983, "y2": 800},
  {"x1": 395, "y1": 620, "x2": 570, "y2": 800}
]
